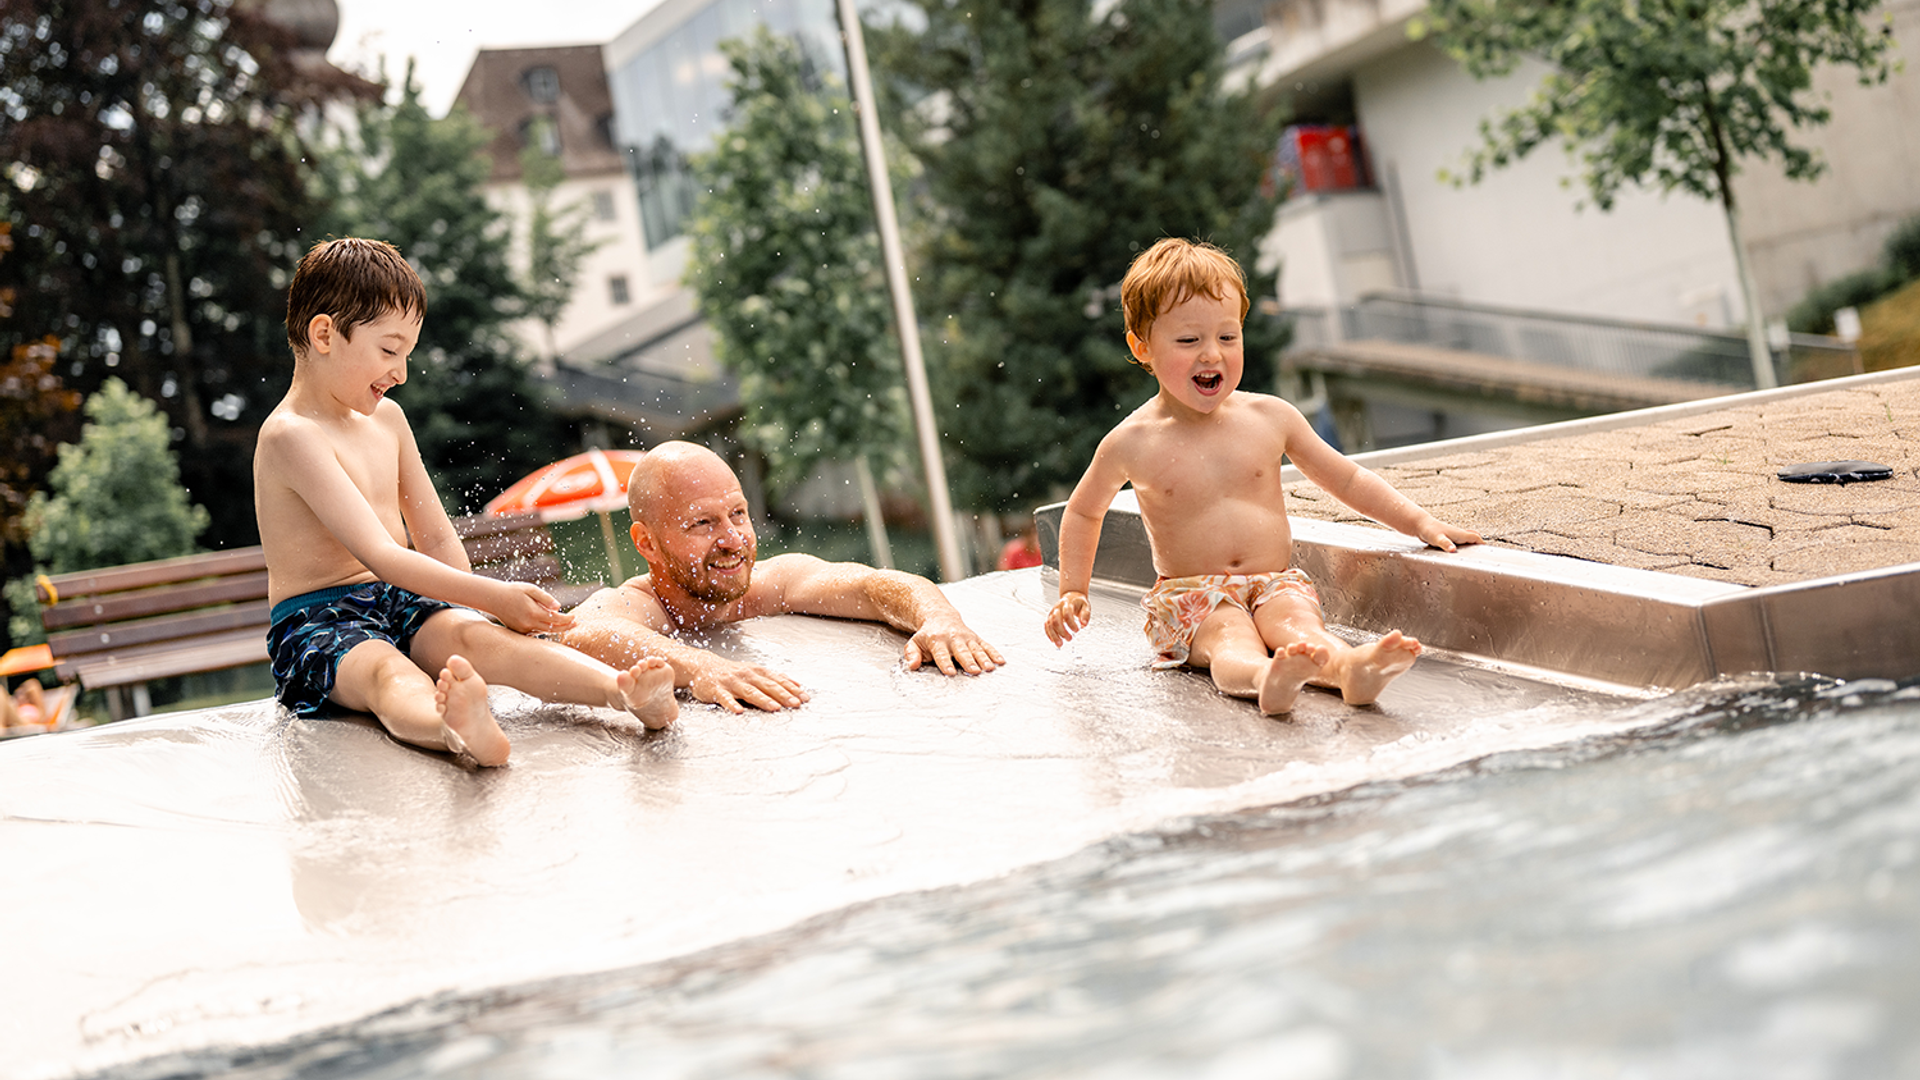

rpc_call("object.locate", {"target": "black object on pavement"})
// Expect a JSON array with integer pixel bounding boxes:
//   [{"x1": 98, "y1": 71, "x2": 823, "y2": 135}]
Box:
[{"x1": 1775, "y1": 460, "x2": 1894, "y2": 484}]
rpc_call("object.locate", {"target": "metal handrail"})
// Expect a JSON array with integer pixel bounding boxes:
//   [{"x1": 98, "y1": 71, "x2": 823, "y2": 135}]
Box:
[{"x1": 1281, "y1": 293, "x2": 1859, "y2": 389}]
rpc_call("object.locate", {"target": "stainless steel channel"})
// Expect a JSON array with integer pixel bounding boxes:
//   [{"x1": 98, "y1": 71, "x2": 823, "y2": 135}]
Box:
[{"x1": 1035, "y1": 495, "x2": 1920, "y2": 691}]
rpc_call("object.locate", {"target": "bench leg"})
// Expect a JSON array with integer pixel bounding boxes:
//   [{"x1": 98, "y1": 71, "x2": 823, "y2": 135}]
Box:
[{"x1": 131, "y1": 682, "x2": 152, "y2": 717}]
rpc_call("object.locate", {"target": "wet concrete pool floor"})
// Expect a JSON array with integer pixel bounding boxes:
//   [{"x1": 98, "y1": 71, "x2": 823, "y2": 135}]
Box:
[
  {"x1": 6, "y1": 370, "x2": 1919, "y2": 1078},
  {"x1": 5, "y1": 570, "x2": 1648, "y2": 1079}
]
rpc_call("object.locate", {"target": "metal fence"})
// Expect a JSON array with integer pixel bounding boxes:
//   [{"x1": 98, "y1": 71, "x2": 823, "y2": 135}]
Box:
[{"x1": 1282, "y1": 292, "x2": 1859, "y2": 389}]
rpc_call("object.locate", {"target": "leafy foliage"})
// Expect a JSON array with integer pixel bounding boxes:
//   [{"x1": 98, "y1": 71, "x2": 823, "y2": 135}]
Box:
[
  {"x1": 685, "y1": 28, "x2": 910, "y2": 495},
  {"x1": 0, "y1": 0, "x2": 361, "y2": 551},
  {"x1": 1417, "y1": 0, "x2": 1898, "y2": 212},
  {"x1": 26, "y1": 377, "x2": 208, "y2": 573},
  {"x1": 1786, "y1": 211, "x2": 1920, "y2": 333},
  {"x1": 0, "y1": 221, "x2": 82, "y2": 548},
  {"x1": 869, "y1": 0, "x2": 1287, "y2": 512},
  {"x1": 312, "y1": 69, "x2": 570, "y2": 513}
]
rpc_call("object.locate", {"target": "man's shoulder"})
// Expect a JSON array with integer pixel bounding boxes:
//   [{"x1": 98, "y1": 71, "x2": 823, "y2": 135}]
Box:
[
  {"x1": 745, "y1": 551, "x2": 837, "y2": 595},
  {"x1": 578, "y1": 574, "x2": 663, "y2": 611}
]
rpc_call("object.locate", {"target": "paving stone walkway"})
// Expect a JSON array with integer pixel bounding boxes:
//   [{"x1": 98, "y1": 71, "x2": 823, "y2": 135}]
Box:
[{"x1": 1284, "y1": 371, "x2": 1920, "y2": 589}]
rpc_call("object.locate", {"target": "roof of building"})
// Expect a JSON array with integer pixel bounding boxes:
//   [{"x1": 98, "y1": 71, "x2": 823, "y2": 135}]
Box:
[{"x1": 453, "y1": 44, "x2": 625, "y2": 183}]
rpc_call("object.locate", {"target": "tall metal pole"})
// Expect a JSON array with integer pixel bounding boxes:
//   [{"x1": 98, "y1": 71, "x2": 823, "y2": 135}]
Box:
[{"x1": 835, "y1": 0, "x2": 967, "y2": 582}]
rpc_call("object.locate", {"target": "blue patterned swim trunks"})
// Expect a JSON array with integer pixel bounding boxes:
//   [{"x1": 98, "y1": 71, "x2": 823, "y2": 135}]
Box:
[{"x1": 267, "y1": 582, "x2": 456, "y2": 718}]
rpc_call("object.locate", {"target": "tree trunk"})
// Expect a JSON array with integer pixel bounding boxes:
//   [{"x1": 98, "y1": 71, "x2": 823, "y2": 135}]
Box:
[
  {"x1": 1701, "y1": 88, "x2": 1779, "y2": 391},
  {"x1": 1721, "y1": 201, "x2": 1779, "y2": 390},
  {"x1": 854, "y1": 454, "x2": 894, "y2": 570}
]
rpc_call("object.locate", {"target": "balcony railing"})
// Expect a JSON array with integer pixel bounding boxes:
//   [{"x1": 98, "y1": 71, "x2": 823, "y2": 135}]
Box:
[{"x1": 1283, "y1": 292, "x2": 1859, "y2": 388}]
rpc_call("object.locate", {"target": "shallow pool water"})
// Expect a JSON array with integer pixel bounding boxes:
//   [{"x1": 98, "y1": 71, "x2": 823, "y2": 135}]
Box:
[{"x1": 85, "y1": 674, "x2": 1920, "y2": 1080}]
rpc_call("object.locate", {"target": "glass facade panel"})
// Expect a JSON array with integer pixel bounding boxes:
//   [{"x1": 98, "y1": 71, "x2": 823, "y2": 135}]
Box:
[{"x1": 609, "y1": 0, "x2": 844, "y2": 249}]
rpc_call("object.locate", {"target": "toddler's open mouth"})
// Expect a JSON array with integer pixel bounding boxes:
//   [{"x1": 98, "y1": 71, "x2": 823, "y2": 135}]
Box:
[{"x1": 1194, "y1": 373, "x2": 1223, "y2": 392}]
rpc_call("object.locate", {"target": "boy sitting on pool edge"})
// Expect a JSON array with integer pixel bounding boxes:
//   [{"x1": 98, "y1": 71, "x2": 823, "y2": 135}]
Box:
[
  {"x1": 1043, "y1": 238, "x2": 1482, "y2": 714},
  {"x1": 253, "y1": 238, "x2": 676, "y2": 765}
]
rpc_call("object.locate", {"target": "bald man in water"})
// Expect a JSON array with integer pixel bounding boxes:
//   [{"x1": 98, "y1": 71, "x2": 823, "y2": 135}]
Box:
[{"x1": 560, "y1": 442, "x2": 1005, "y2": 713}]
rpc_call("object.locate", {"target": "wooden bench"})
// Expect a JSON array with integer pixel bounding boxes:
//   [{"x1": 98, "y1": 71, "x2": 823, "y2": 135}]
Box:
[{"x1": 33, "y1": 512, "x2": 602, "y2": 719}]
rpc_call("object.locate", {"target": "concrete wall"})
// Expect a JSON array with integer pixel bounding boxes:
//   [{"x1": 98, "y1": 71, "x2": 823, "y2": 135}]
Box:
[
  {"x1": 487, "y1": 172, "x2": 654, "y2": 361},
  {"x1": 1258, "y1": 0, "x2": 1918, "y2": 329},
  {"x1": 1349, "y1": 42, "x2": 1745, "y2": 327},
  {"x1": 1269, "y1": 190, "x2": 1402, "y2": 309}
]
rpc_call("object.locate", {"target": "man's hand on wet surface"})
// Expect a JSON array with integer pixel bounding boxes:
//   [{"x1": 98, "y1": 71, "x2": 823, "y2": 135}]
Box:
[
  {"x1": 1044, "y1": 591, "x2": 1091, "y2": 647},
  {"x1": 689, "y1": 656, "x2": 810, "y2": 714},
  {"x1": 904, "y1": 616, "x2": 1005, "y2": 676}
]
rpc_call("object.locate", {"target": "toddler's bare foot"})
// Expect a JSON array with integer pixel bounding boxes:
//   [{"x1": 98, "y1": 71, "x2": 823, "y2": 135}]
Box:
[
  {"x1": 1339, "y1": 630, "x2": 1422, "y2": 706},
  {"x1": 436, "y1": 654, "x2": 510, "y2": 766},
  {"x1": 1258, "y1": 642, "x2": 1329, "y2": 715},
  {"x1": 612, "y1": 657, "x2": 678, "y2": 730}
]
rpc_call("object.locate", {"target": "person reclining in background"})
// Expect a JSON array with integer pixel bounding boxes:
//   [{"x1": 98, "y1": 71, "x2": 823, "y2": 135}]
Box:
[
  {"x1": 253, "y1": 238, "x2": 677, "y2": 767},
  {"x1": 2, "y1": 679, "x2": 49, "y2": 731},
  {"x1": 560, "y1": 441, "x2": 1005, "y2": 714},
  {"x1": 1044, "y1": 238, "x2": 1481, "y2": 714}
]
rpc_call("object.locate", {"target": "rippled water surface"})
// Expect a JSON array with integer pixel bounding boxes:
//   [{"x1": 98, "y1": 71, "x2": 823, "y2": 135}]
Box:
[{"x1": 98, "y1": 675, "x2": 1920, "y2": 1080}]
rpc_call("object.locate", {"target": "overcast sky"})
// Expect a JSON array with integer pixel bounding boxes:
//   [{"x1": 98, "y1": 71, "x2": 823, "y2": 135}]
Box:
[{"x1": 328, "y1": 0, "x2": 668, "y2": 116}]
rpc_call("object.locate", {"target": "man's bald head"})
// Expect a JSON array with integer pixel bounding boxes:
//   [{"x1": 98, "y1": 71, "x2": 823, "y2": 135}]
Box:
[{"x1": 627, "y1": 441, "x2": 741, "y2": 527}]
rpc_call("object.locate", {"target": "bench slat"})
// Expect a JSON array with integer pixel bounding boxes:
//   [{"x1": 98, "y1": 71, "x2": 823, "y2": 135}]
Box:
[
  {"x1": 60, "y1": 629, "x2": 270, "y2": 690},
  {"x1": 47, "y1": 599, "x2": 273, "y2": 660},
  {"x1": 471, "y1": 555, "x2": 564, "y2": 586},
  {"x1": 464, "y1": 530, "x2": 557, "y2": 565},
  {"x1": 39, "y1": 548, "x2": 268, "y2": 603},
  {"x1": 453, "y1": 511, "x2": 549, "y2": 542},
  {"x1": 40, "y1": 571, "x2": 271, "y2": 632}
]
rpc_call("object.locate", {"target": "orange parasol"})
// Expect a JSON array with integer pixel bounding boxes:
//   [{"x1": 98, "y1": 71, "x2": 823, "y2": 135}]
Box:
[{"x1": 485, "y1": 448, "x2": 647, "y2": 581}]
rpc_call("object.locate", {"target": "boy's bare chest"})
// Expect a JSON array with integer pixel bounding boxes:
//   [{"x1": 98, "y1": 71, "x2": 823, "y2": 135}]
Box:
[
  {"x1": 1127, "y1": 427, "x2": 1288, "y2": 504},
  {"x1": 322, "y1": 422, "x2": 402, "y2": 503}
]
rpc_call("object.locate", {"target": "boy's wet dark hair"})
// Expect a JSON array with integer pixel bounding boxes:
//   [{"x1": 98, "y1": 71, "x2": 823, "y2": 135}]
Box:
[
  {"x1": 285, "y1": 238, "x2": 427, "y2": 357},
  {"x1": 1120, "y1": 238, "x2": 1250, "y2": 366}
]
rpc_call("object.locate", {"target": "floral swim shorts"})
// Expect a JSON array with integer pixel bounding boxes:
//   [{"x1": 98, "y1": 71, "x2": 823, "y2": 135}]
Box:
[
  {"x1": 1140, "y1": 569, "x2": 1321, "y2": 669},
  {"x1": 267, "y1": 582, "x2": 457, "y2": 718}
]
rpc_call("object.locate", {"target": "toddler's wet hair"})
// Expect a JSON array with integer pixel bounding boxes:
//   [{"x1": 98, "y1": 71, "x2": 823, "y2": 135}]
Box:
[
  {"x1": 1120, "y1": 238, "x2": 1249, "y2": 359},
  {"x1": 286, "y1": 237, "x2": 427, "y2": 356}
]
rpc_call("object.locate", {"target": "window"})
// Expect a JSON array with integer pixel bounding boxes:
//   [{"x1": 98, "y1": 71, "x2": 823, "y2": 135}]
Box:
[
  {"x1": 592, "y1": 189, "x2": 617, "y2": 222},
  {"x1": 522, "y1": 66, "x2": 560, "y2": 104},
  {"x1": 609, "y1": 275, "x2": 631, "y2": 306}
]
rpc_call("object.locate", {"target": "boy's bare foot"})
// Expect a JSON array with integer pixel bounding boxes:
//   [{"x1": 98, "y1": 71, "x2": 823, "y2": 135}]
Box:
[
  {"x1": 436, "y1": 654, "x2": 510, "y2": 766},
  {"x1": 1339, "y1": 630, "x2": 1422, "y2": 706},
  {"x1": 1258, "y1": 642, "x2": 1330, "y2": 715},
  {"x1": 612, "y1": 657, "x2": 678, "y2": 730}
]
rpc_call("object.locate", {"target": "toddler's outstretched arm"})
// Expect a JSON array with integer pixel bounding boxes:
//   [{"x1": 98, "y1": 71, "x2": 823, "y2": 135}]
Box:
[
  {"x1": 1045, "y1": 437, "x2": 1130, "y2": 647},
  {"x1": 1280, "y1": 403, "x2": 1481, "y2": 551}
]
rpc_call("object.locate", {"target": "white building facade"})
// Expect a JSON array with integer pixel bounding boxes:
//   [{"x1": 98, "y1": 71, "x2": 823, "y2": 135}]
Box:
[{"x1": 1241, "y1": 0, "x2": 1920, "y2": 328}]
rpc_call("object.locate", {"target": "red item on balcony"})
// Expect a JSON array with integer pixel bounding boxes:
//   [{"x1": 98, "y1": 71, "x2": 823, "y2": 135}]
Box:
[{"x1": 1277, "y1": 125, "x2": 1365, "y2": 194}]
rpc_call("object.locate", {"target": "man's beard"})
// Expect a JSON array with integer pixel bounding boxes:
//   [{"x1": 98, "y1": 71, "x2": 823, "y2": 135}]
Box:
[{"x1": 667, "y1": 546, "x2": 754, "y2": 604}]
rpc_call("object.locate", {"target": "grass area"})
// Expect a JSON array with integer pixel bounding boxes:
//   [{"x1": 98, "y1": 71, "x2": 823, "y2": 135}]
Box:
[{"x1": 1861, "y1": 279, "x2": 1920, "y2": 373}]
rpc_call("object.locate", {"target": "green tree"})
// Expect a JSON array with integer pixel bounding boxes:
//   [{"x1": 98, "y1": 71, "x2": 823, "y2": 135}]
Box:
[
  {"x1": 685, "y1": 29, "x2": 911, "y2": 527},
  {"x1": 518, "y1": 146, "x2": 606, "y2": 362},
  {"x1": 313, "y1": 66, "x2": 570, "y2": 512},
  {"x1": 869, "y1": 0, "x2": 1287, "y2": 513},
  {"x1": 27, "y1": 378, "x2": 207, "y2": 572},
  {"x1": 1416, "y1": 0, "x2": 1899, "y2": 389},
  {"x1": 0, "y1": 0, "x2": 363, "y2": 551},
  {"x1": 7, "y1": 378, "x2": 208, "y2": 644}
]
